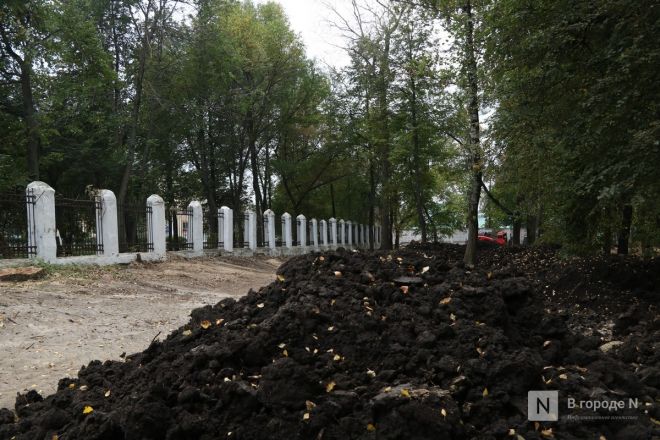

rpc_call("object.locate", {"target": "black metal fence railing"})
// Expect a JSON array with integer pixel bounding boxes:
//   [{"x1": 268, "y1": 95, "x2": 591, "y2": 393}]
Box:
[
  {"x1": 55, "y1": 197, "x2": 103, "y2": 257},
  {"x1": 261, "y1": 216, "x2": 269, "y2": 248},
  {"x1": 0, "y1": 191, "x2": 36, "y2": 259},
  {"x1": 233, "y1": 213, "x2": 247, "y2": 248},
  {"x1": 276, "y1": 216, "x2": 284, "y2": 247},
  {"x1": 167, "y1": 207, "x2": 193, "y2": 251},
  {"x1": 293, "y1": 219, "x2": 300, "y2": 246},
  {"x1": 118, "y1": 203, "x2": 153, "y2": 253},
  {"x1": 256, "y1": 213, "x2": 264, "y2": 249},
  {"x1": 202, "y1": 206, "x2": 218, "y2": 250}
]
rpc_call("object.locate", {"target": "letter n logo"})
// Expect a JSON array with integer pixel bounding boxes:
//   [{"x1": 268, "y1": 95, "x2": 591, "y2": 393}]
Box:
[{"x1": 528, "y1": 391, "x2": 558, "y2": 421}]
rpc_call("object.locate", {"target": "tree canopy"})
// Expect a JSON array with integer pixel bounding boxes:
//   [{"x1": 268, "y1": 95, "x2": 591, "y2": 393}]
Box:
[{"x1": 1, "y1": 0, "x2": 658, "y2": 257}]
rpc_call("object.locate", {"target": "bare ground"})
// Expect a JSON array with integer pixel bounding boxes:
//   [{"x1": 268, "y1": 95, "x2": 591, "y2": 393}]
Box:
[{"x1": 0, "y1": 255, "x2": 283, "y2": 409}]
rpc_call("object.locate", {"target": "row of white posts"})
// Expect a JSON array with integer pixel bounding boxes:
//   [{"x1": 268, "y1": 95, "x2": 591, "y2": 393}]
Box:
[
  {"x1": 216, "y1": 208, "x2": 381, "y2": 254},
  {"x1": 21, "y1": 181, "x2": 380, "y2": 265}
]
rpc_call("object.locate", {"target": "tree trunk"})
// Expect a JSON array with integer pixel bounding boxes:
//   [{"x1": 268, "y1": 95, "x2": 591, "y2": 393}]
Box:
[
  {"x1": 250, "y1": 141, "x2": 264, "y2": 244},
  {"x1": 526, "y1": 214, "x2": 537, "y2": 245},
  {"x1": 512, "y1": 213, "x2": 521, "y2": 246},
  {"x1": 118, "y1": 16, "x2": 149, "y2": 207},
  {"x1": 330, "y1": 183, "x2": 336, "y2": 218},
  {"x1": 409, "y1": 72, "x2": 427, "y2": 242},
  {"x1": 602, "y1": 226, "x2": 612, "y2": 256},
  {"x1": 378, "y1": 34, "x2": 394, "y2": 250},
  {"x1": 617, "y1": 204, "x2": 633, "y2": 255},
  {"x1": 20, "y1": 60, "x2": 40, "y2": 180},
  {"x1": 462, "y1": 0, "x2": 482, "y2": 267}
]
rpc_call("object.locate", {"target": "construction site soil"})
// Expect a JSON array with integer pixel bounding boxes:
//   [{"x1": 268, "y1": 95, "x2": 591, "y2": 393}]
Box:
[{"x1": 1, "y1": 244, "x2": 658, "y2": 439}]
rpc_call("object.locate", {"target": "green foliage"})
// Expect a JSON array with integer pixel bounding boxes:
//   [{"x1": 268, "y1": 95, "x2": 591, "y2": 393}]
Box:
[{"x1": 484, "y1": 0, "x2": 660, "y2": 254}]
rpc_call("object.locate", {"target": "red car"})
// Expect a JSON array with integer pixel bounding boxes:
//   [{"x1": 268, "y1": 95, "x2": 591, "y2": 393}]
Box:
[{"x1": 478, "y1": 231, "x2": 507, "y2": 246}]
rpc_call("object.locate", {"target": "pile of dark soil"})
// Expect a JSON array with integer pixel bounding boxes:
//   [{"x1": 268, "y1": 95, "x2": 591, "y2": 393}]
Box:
[{"x1": 1, "y1": 246, "x2": 658, "y2": 440}]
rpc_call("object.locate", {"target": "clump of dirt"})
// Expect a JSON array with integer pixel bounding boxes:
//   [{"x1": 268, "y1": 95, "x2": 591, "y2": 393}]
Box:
[{"x1": 1, "y1": 246, "x2": 658, "y2": 440}]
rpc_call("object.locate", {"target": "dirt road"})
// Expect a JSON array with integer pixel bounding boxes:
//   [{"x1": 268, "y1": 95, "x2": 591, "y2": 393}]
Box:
[{"x1": 0, "y1": 255, "x2": 282, "y2": 409}]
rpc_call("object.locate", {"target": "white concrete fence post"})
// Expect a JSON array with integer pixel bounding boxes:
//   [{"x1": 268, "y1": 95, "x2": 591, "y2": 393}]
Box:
[
  {"x1": 311, "y1": 219, "x2": 318, "y2": 248},
  {"x1": 26, "y1": 181, "x2": 57, "y2": 262},
  {"x1": 347, "y1": 221, "x2": 353, "y2": 247},
  {"x1": 189, "y1": 201, "x2": 203, "y2": 254},
  {"x1": 147, "y1": 194, "x2": 166, "y2": 260},
  {"x1": 338, "y1": 219, "x2": 345, "y2": 246},
  {"x1": 282, "y1": 213, "x2": 292, "y2": 248},
  {"x1": 264, "y1": 209, "x2": 276, "y2": 249},
  {"x1": 98, "y1": 189, "x2": 119, "y2": 257},
  {"x1": 329, "y1": 218, "x2": 337, "y2": 248},
  {"x1": 320, "y1": 220, "x2": 328, "y2": 247},
  {"x1": 246, "y1": 210, "x2": 257, "y2": 250},
  {"x1": 220, "y1": 206, "x2": 233, "y2": 251},
  {"x1": 296, "y1": 214, "x2": 307, "y2": 247}
]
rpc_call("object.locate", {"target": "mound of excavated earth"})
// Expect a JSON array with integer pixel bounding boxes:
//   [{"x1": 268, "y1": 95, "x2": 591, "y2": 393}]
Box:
[{"x1": 1, "y1": 245, "x2": 657, "y2": 439}]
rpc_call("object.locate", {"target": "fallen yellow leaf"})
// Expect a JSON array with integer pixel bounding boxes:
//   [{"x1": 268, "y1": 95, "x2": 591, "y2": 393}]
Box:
[
  {"x1": 216, "y1": 319, "x2": 224, "y2": 326},
  {"x1": 283, "y1": 349, "x2": 288, "y2": 357},
  {"x1": 182, "y1": 329, "x2": 192, "y2": 336},
  {"x1": 305, "y1": 400, "x2": 316, "y2": 411},
  {"x1": 333, "y1": 354, "x2": 341, "y2": 361},
  {"x1": 326, "y1": 381, "x2": 336, "y2": 392},
  {"x1": 482, "y1": 388, "x2": 489, "y2": 397},
  {"x1": 277, "y1": 274, "x2": 285, "y2": 282},
  {"x1": 302, "y1": 412, "x2": 310, "y2": 420},
  {"x1": 200, "y1": 320, "x2": 211, "y2": 329},
  {"x1": 441, "y1": 408, "x2": 447, "y2": 417},
  {"x1": 68, "y1": 383, "x2": 76, "y2": 389},
  {"x1": 367, "y1": 423, "x2": 376, "y2": 432},
  {"x1": 559, "y1": 373, "x2": 568, "y2": 380},
  {"x1": 82, "y1": 405, "x2": 94, "y2": 415},
  {"x1": 440, "y1": 297, "x2": 451, "y2": 305},
  {"x1": 400, "y1": 388, "x2": 411, "y2": 398}
]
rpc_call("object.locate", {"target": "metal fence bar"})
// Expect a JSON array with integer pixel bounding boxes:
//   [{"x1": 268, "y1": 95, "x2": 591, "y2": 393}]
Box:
[
  {"x1": 202, "y1": 206, "x2": 217, "y2": 250},
  {"x1": 233, "y1": 213, "x2": 247, "y2": 248},
  {"x1": 166, "y1": 206, "x2": 194, "y2": 251},
  {"x1": 276, "y1": 215, "x2": 284, "y2": 247},
  {"x1": 54, "y1": 196, "x2": 103, "y2": 257},
  {"x1": 0, "y1": 191, "x2": 36, "y2": 259},
  {"x1": 118, "y1": 202, "x2": 152, "y2": 253}
]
